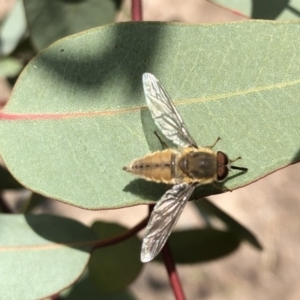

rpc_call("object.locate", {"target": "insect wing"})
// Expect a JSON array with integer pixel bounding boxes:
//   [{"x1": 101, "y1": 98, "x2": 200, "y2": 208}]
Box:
[
  {"x1": 141, "y1": 183, "x2": 197, "y2": 263},
  {"x1": 142, "y1": 73, "x2": 198, "y2": 148}
]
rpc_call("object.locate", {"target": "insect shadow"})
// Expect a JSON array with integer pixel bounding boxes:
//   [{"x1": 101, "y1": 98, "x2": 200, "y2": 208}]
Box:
[
  {"x1": 123, "y1": 107, "x2": 247, "y2": 200},
  {"x1": 123, "y1": 178, "x2": 169, "y2": 202},
  {"x1": 122, "y1": 108, "x2": 172, "y2": 201}
]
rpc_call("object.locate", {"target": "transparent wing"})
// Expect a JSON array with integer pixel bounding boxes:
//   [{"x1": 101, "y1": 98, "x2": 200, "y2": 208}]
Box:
[
  {"x1": 141, "y1": 183, "x2": 197, "y2": 263},
  {"x1": 142, "y1": 73, "x2": 198, "y2": 148}
]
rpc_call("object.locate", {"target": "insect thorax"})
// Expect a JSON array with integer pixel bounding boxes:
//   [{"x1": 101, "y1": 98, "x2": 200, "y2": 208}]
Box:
[{"x1": 178, "y1": 148, "x2": 217, "y2": 183}]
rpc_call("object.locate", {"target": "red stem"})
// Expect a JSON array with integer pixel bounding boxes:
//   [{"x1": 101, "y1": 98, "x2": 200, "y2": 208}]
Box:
[
  {"x1": 92, "y1": 216, "x2": 148, "y2": 250},
  {"x1": 132, "y1": 0, "x2": 142, "y2": 21},
  {"x1": 148, "y1": 205, "x2": 186, "y2": 300},
  {"x1": 161, "y1": 242, "x2": 186, "y2": 300}
]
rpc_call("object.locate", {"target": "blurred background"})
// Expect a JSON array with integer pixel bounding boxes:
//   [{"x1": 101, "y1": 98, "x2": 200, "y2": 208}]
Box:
[{"x1": 1, "y1": 1, "x2": 300, "y2": 299}]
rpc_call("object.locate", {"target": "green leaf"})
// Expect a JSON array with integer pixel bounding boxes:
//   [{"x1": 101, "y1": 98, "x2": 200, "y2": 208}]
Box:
[
  {"x1": 209, "y1": 0, "x2": 253, "y2": 18},
  {"x1": 0, "y1": 0, "x2": 27, "y2": 56},
  {"x1": 61, "y1": 271, "x2": 137, "y2": 300},
  {"x1": 155, "y1": 229, "x2": 241, "y2": 264},
  {"x1": 0, "y1": 57, "x2": 23, "y2": 78},
  {"x1": 0, "y1": 214, "x2": 97, "y2": 299},
  {"x1": 24, "y1": 0, "x2": 122, "y2": 51},
  {"x1": 89, "y1": 222, "x2": 142, "y2": 293},
  {"x1": 212, "y1": 0, "x2": 300, "y2": 20},
  {"x1": 0, "y1": 22, "x2": 299, "y2": 209}
]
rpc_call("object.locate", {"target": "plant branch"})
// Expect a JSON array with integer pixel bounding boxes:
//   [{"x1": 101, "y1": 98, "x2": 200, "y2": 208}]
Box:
[
  {"x1": 161, "y1": 242, "x2": 186, "y2": 300},
  {"x1": 147, "y1": 205, "x2": 186, "y2": 299},
  {"x1": 132, "y1": 0, "x2": 142, "y2": 21},
  {"x1": 92, "y1": 215, "x2": 148, "y2": 250}
]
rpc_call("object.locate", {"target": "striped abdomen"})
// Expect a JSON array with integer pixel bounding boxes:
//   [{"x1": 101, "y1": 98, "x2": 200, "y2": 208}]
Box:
[
  {"x1": 123, "y1": 147, "x2": 223, "y2": 185},
  {"x1": 123, "y1": 149, "x2": 178, "y2": 184}
]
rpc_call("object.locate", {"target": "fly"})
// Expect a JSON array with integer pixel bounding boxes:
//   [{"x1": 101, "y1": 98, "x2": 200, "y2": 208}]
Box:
[{"x1": 123, "y1": 73, "x2": 248, "y2": 263}]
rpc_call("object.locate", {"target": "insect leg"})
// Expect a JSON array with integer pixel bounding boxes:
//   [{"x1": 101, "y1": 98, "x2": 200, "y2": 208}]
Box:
[
  {"x1": 230, "y1": 156, "x2": 241, "y2": 163},
  {"x1": 211, "y1": 182, "x2": 232, "y2": 192},
  {"x1": 154, "y1": 130, "x2": 168, "y2": 149},
  {"x1": 205, "y1": 137, "x2": 221, "y2": 149},
  {"x1": 221, "y1": 185, "x2": 232, "y2": 192},
  {"x1": 230, "y1": 157, "x2": 248, "y2": 172}
]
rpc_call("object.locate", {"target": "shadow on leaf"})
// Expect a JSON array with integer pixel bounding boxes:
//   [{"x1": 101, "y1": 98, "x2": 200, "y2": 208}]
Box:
[
  {"x1": 123, "y1": 178, "x2": 168, "y2": 202},
  {"x1": 25, "y1": 214, "x2": 97, "y2": 252},
  {"x1": 155, "y1": 228, "x2": 241, "y2": 264},
  {"x1": 252, "y1": 0, "x2": 289, "y2": 19}
]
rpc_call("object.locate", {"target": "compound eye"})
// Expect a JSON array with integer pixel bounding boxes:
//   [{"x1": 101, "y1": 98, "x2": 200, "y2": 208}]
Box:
[
  {"x1": 216, "y1": 151, "x2": 229, "y2": 181},
  {"x1": 217, "y1": 165, "x2": 228, "y2": 181}
]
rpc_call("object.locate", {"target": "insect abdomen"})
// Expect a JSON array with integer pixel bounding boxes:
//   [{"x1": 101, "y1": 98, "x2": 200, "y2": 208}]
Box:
[{"x1": 123, "y1": 150, "x2": 176, "y2": 184}]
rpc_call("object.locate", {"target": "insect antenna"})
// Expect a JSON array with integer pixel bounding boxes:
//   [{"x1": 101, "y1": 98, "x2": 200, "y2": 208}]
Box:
[{"x1": 231, "y1": 166, "x2": 248, "y2": 172}]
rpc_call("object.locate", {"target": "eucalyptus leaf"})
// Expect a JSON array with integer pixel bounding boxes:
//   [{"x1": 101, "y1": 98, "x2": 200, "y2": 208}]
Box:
[
  {"x1": 0, "y1": 0, "x2": 27, "y2": 56},
  {"x1": 24, "y1": 0, "x2": 121, "y2": 51},
  {"x1": 89, "y1": 222, "x2": 142, "y2": 293},
  {"x1": 0, "y1": 57, "x2": 23, "y2": 77},
  {"x1": 212, "y1": 0, "x2": 300, "y2": 20},
  {"x1": 61, "y1": 271, "x2": 137, "y2": 300},
  {"x1": 0, "y1": 21, "x2": 299, "y2": 209},
  {"x1": 0, "y1": 214, "x2": 97, "y2": 299},
  {"x1": 155, "y1": 228, "x2": 241, "y2": 264}
]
